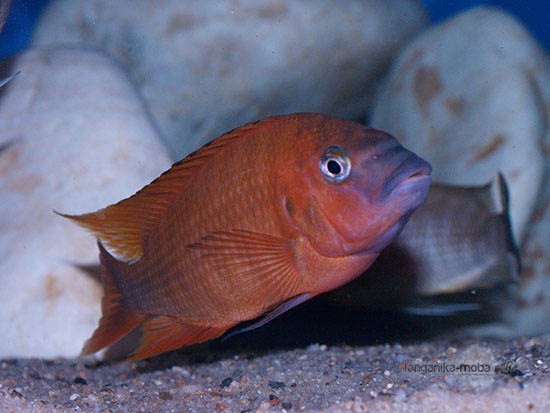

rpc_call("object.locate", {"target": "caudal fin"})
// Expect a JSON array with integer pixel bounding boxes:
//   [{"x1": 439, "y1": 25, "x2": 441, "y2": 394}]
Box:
[
  {"x1": 84, "y1": 241, "x2": 226, "y2": 362},
  {"x1": 490, "y1": 172, "x2": 521, "y2": 275},
  {"x1": 81, "y1": 241, "x2": 145, "y2": 356}
]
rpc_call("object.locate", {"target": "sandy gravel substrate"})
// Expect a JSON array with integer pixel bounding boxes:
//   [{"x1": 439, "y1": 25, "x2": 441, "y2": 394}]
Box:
[{"x1": 1, "y1": 305, "x2": 549, "y2": 413}]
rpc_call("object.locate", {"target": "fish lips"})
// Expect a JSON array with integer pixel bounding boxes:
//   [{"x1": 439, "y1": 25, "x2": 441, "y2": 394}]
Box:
[
  {"x1": 363, "y1": 154, "x2": 431, "y2": 254},
  {"x1": 380, "y1": 154, "x2": 432, "y2": 208},
  {"x1": 356, "y1": 155, "x2": 431, "y2": 255}
]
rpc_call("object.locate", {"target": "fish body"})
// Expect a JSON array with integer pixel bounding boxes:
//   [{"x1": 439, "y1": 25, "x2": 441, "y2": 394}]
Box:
[
  {"x1": 326, "y1": 173, "x2": 520, "y2": 310},
  {"x1": 61, "y1": 113, "x2": 431, "y2": 361},
  {"x1": 397, "y1": 173, "x2": 519, "y2": 296}
]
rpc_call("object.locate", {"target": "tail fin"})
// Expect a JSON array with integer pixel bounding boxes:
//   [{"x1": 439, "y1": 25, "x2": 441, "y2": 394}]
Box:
[
  {"x1": 84, "y1": 241, "x2": 226, "y2": 362},
  {"x1": 492, "y1": 172, "x2": 521, "y2": 275},
  {"x1": 81, "y1": 241, "x2": 145, "y2": 356}
]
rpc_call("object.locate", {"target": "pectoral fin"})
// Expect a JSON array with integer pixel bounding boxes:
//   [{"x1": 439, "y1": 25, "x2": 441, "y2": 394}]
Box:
[{"x1": 187, "y1": 230, "x2": 302, "y2": 305}]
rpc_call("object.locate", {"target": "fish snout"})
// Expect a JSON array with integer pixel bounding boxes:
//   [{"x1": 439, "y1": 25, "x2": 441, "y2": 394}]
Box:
[{"x1": 380, "y1": 151, "x2": 432, "y2": 203}]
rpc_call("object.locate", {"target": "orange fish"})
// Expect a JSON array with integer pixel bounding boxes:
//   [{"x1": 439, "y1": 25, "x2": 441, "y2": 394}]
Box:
[{"x1": 60, "y1": 113, "x2": 431, "y2": 361}]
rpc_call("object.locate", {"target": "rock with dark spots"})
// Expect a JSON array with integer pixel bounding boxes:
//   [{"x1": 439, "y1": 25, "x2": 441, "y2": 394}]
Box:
[
  {"x1": 32, "y1": 0, "x2": 428, "y2": 159},
  {"x1": 370, "y1": 7, "x2": 550, "y2": 241},
  {"x1": 0, "y1": 49, "x2": 171, "y2": 358}
]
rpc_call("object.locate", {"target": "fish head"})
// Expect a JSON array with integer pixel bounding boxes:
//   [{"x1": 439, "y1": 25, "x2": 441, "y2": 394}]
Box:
[{"x1": 275, "y1": 114, "x2": 431, "y2": 258}]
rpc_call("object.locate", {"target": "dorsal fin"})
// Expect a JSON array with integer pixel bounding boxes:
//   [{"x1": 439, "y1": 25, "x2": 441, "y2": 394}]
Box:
[
  {"x1": 489, "y1": 171, "x2": 509, "y2": 215},
  {"x1": 57, "y1": 120, "x2": 263, "y2": 263}
]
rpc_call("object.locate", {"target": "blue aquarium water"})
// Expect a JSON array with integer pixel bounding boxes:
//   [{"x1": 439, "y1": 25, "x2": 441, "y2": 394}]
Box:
[
  {"x1": 0, "y1": 0, "x2": 50, "y2": 58},
  {"x1": 0, "y1": 0, "x2": 548, "y2": 59},
  {"x1": 423, "y1": 0, "x2": 549, "y2": 48}
]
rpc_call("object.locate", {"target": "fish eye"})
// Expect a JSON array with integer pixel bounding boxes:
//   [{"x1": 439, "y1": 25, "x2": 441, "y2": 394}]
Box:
[{"x1": 319, "y1": 146, "x2": 351, "y2": 183}]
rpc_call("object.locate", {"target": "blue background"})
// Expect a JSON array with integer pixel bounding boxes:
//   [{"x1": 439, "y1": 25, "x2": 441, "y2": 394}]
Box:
[{"x1": 0, "y1": 0, "x2": 549, "y2": 58}]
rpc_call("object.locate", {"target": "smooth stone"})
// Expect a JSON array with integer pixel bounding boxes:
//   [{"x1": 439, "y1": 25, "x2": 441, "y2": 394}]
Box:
[
  {"x1": 32, "y1": 0, "x2": 428, "y2": 158},
  {"x1": 370, "y1": 7, "x2": 550, "y2": 242},
  {"x1": 0, "y1": 49, "x2": 171, "y2": 358}
]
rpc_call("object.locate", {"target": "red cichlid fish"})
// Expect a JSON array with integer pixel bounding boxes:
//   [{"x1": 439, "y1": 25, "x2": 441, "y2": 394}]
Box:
[{"x1": 60, "y1": 113, "x2": 431, "y2": 361}]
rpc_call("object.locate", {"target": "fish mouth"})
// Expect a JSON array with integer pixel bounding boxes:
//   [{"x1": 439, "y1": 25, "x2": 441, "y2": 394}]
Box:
[
  {"x1": 363, "y1": 154, "x2": 431, "y2": 254},
  {"x1": 381, "y1": 154, "x2": 432, "y2": 201}
]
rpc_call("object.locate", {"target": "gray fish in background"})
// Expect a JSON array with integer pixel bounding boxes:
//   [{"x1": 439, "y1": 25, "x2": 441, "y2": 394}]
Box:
[
  {"x1": 325, "y1": 173, "x2": 520, "y2": 312},
  {"x1": 463, "y1": 172, "x2": 550, "y2": 338},
  {"x1": 0, "y1": 0, "x2": 12, "y2": 34}
]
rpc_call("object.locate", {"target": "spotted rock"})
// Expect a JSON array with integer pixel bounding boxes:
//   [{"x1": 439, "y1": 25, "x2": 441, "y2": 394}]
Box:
[
  {"x1": 32, "y1": 0, "x2": 428, "y2": 158},
  {"x1": 371, "y1": 7, "x2": 550, "y2": 241},
  {"x1": 0, "y1": 49, "x2": 171, "y2": 358}
]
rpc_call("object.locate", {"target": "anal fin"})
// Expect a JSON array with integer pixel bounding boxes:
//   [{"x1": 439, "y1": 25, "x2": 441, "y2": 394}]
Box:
[{"x1": 105, "y1": 316, "x2": 227, "y2": 362}]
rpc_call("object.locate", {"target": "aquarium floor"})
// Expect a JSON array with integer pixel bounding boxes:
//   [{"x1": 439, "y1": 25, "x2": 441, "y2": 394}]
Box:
[{"x1": 1, "y1": 328, "x2": 549, "y2": 412}]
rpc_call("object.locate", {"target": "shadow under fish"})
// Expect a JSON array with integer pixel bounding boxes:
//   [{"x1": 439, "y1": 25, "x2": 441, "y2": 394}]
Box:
[{"x1": 323, "y1": 173, "x2": 521, "y2": 316}]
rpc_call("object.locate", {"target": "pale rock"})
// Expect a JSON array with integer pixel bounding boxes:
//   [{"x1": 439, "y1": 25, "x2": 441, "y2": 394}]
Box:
[
  {"x1": 32, "y1": 0, "x2": 428, "y2": 158},
  {"x1": 371, "y1": 7, "x2": 550, "y2": 241},
  {"x1": 0, "y1": 49, "x2": 171, "y2": 358}
]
